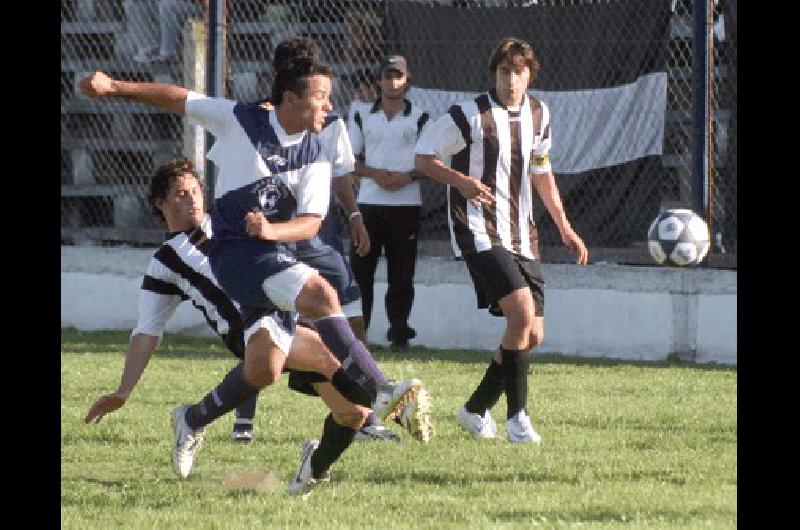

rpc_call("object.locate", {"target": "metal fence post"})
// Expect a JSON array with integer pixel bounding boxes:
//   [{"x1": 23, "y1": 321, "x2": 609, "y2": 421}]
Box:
[
  {"x1": 205, "y1": 0, "x2": 225, "y2": 204},
  {"x1": 691, "y1": 0, "x2": 711, "y2": 217}
]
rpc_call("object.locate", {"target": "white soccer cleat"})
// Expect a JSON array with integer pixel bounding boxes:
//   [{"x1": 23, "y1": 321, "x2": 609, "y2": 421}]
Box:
[
  {"x1": 288, "y1": 439, "x2": 329, "y2": 496},
  {"x1": 373, "y1": 379, "x2": 422, "y2": 422},
  {"x1": 457, "y1": 405, "x2": 497, "y2": 439},
  {"x1": 398, "y1": 388, "x2": 434, "y2": 443},
  {"x1": 506, "y1": 410, "x2": 541, "y2": 443},
  {"x1": 170, "y1": 405, "x2": 205, "y2": 479}
]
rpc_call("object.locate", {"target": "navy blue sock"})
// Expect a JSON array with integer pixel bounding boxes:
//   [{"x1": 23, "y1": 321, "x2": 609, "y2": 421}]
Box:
[
  {"x1": 464, "y1": 357, "x2": 505, "y2": 414},
  {"x1": 314, "y1": 315, "x2": 386, "y2": 396},
  {"x1": 500, "y1": 348, "x2": 530, "y2": 419},
  {"x1": 185, "y1": 363, "x2": 259, "y2": 431},
  {"x1": 310, "y1": 413, "x2": 357, "y2": 479}
]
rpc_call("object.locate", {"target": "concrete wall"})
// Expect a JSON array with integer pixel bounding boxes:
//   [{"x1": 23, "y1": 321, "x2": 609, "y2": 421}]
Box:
[{"x1": 61, "y1": 246, "x2": 737, "y2": 365}]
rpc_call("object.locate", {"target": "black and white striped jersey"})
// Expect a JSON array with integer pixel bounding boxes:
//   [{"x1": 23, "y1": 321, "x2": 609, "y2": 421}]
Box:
[
  {"x1": 416, "y1": 90, "x2": 552, "y2": 259},
  {"x1": 131, "y1": 215, "x2": 248, "y2": 355}
]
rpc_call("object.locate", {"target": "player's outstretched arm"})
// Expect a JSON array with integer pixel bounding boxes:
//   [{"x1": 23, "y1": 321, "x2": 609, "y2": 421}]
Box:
[
  {"x1": 79, "y1": 71, "x2": 189, "y2": 116},
  {"x1": 84, "y1": 333, "x2": 160, "y2": 424},
  {"x1": 532, "y1": 171, "x2": 589, "y2": 265}
]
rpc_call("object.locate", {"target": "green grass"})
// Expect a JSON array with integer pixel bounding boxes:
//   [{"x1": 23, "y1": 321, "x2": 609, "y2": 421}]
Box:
[{"x1": 61, "y1": 328, "x2": 736, "y2": 529}]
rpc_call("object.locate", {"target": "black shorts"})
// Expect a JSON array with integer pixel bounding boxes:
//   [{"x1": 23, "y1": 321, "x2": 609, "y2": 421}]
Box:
[{"x1": 463, "y1": 247, "x2": 545, "y2": 317}]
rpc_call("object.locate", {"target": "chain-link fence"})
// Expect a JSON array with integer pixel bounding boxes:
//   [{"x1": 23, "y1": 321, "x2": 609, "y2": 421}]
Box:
[{"x1": 61, "y1": 0, "x2": 736, "y2": 267}]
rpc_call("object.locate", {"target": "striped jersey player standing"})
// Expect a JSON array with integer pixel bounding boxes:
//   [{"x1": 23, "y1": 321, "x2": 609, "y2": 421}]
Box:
[{"x1": 415, "y1": 37, "x2": 588, "y2": 443}]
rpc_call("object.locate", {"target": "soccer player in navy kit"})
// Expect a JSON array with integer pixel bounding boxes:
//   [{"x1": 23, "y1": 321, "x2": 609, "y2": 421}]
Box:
[{"x1": 79, "y1": 58, "x2": 429, "y2": 494}]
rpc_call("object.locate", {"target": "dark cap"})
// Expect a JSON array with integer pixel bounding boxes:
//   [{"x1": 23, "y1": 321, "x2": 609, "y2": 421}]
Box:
[{"x1": 379, "y1": 55, "x2": 409, "y2": 76}]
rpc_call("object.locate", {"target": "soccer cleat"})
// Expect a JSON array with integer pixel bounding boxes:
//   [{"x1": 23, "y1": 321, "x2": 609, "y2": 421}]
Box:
[
  {"x1": 506, "y1": 410, "x2": 541, "y2": 443},
  {"x1": 231, "y1": 429, "x2": 253, "y2": 443},
  {"x1": 398, "y1": 388, "x2": 434, "y2": 443},
  {"x1": 457, "y1": 405, "x2": 497, "y2": 439},
  {"x1": 372, "y1": 379, "x2": 423, "y2": 422},
  {"x1": 170, "y1": 405, "x2": 205, "y2": 478},
  {"x1": 354, "y1": 424, "x2": 401, "y2": 442},
  {"x1": 288, "y1": 439, "x2": 330, "y2": 496}
]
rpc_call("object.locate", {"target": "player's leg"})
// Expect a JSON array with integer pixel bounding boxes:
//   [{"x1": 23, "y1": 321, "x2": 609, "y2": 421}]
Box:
[
  {"x1": 350, "y1": 204, "x2": 383, "y2": 330},
  {"x1": 172, "y1": 322, "x2": 290, "y2": 478},
  {"x1": 289, "y1": 381, "x2": 370, "y2": 495},
  {"x1": 494, "y1": 287, "x2": 542, "y2": 443},
  {"x1": 383, "y1": 205, "x2": 420, "y2": 349},
  {"x1": 458, "y1": 249, "x2": 532, "y2": 439},
  {"x1": 290, "y1": 322, "x2": 400, "y2": 441}
]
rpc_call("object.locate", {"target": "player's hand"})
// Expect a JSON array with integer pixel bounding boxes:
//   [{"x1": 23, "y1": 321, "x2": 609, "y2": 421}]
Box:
[
  {"x1": 84, "y1": 393, "x2": 127, "y2": 424},
  {"x1": 382, "y1": 171, "x2": 412, "y2": 191},
  {"x1": 245, "y1": 210, "x2": 274, "y2": 240},
  {"x1": 79, "y1": 71, "x2": 116, "y2": 98},
  {"x1": 258, "y1": 101, "x2": 275, "y2": 110},
  {"x1": 350, "y1": 214, "x2": 370, "y2": 256},
  {"x1": 457, "y1": 176, "x2": 494, "y2": 207},
  {"x1": 561, "y1": 227, "x2": 589, "y2": 265}
]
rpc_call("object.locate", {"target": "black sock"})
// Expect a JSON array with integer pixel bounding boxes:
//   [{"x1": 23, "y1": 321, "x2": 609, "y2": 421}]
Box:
[
  {"x1": 310, "y1": 413, "x2": 357, "y2": 479},
  {"x1": 464, "y1": 357, "x2": 505, "y2": 414},
  {"x1": 185, "y1": 363, "x2": 259, "y2": 431},
  {"x1": 500, "y1": 347, "x2": 530, "y2": 419},
  {"x1": 234, "y1": 394, "x2": 258, "y2": 432},
  {"x1": 331, "y1": 368, "x2": 373, "y2": 408}
]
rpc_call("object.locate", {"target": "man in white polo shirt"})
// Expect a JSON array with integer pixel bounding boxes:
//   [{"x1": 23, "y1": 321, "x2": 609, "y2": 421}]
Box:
[{"x1": 347, "y1": 55, "x2": 430, "y2": 350}]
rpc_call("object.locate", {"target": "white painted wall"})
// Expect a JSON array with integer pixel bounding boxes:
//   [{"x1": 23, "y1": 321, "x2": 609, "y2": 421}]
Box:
[{"x1": 61, "y1": 246, "x2": 737, "y2": 365}]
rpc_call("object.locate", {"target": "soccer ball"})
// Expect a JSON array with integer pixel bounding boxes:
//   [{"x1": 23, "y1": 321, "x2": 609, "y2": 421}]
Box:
[{"x1": 647, "y1": 209, "x2": 710, "y2": 266}]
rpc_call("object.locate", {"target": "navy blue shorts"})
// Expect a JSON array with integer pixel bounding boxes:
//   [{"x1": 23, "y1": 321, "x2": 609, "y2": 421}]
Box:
[
  {"x1": 294, "y1": 243, "x2": 361, "y2": 308},
  {"x1": 209, "y1": 238, "x2": 311, "y2": 312}
]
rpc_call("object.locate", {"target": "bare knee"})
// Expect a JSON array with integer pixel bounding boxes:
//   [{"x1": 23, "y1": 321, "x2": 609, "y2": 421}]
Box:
[
  {"x1": 296, "y1": 275, "x2": 339, "y2": 319},
  {"x1": 332, "y1": 407, "x2": 369, "y2": 430},
  {"x1": 243, "y1": 363, "x2": 279, "y2": 389},
  {"x1": 243, "y1": 330, "x2": 285, "y2": 389}
]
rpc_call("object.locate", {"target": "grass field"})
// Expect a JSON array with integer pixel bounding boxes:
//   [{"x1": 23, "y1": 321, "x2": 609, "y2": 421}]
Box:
[{"x1": 61, "y1": 328, "x2": 736, "y2": 529}]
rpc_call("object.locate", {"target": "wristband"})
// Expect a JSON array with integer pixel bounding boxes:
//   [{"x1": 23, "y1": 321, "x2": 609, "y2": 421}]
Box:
[{"x1": 349, "y1": 211, "x2": 362, "y2": 221}]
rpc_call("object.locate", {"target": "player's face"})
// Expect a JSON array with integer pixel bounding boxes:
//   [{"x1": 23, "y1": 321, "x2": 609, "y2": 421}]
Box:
[
  {"x1": 296, "y1": 74, "x2": 333, "y2": 133},
  {"x1": 160, "y1": 174, "x2": 205, "y2": 232},
  {"x1": 379, "y1": 69, "x2": 407, "y2": 100},
  {"x1": 494, "y1": 54, "x2": 531, "y2": 107}
]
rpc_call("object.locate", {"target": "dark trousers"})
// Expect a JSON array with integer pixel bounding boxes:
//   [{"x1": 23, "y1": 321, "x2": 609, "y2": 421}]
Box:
[{"x1": 351, "y1": 204, "x2": 421, "y2": 333}]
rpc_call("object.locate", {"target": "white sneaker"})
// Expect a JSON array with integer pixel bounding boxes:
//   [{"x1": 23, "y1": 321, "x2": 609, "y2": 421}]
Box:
[
  {"x1": 398, "y1": 388, "x2": 434, "y2": 443},
  {"x1": 288, "y1": 439, "x2": 329, "y2": 496},
  {"x1": 373, "y1": 379, "x2": 422, "y2": 422},
  {"x1": 170, "y1": 405, "x2": 205, "y2": 478},
  {"x1": 457, "y1": 405, "x2": 496, "y2": 439},
  {"x1": 506, "y1": 410, "x2": 541, "y2": 443}
]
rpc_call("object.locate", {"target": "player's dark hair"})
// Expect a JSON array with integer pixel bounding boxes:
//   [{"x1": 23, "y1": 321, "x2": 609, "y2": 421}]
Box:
[
  {"x1": 148, "y1": 156, "x2": 203, "y2": 221},
  {"x1": 488, "y1": 37, "x2": 540, "y2": 85},
  {"x1": 271, "y1": 56, "x2": 332, "y2": 105},
  {"x1": 273, "y1": 36, "x2": 320, "y2": 71}
]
